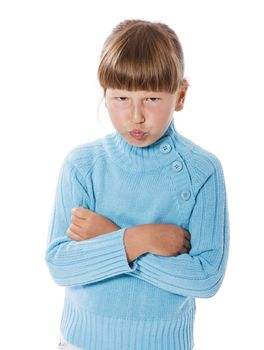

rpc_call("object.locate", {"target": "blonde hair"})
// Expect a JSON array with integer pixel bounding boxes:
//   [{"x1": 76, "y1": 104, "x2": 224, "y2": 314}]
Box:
[{"x1": 98, "y1": 19, "x2": 188, "y2": 94}]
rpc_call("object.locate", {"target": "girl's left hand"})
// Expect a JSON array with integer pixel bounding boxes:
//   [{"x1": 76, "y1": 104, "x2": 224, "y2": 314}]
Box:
[{"x1": 67, "y1": 207, "x2": 120, "y2": 241}]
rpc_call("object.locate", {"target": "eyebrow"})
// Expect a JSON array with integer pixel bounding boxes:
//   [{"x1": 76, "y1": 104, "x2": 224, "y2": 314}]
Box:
[{"x1": 110, "y1": 91, "x2": 163, "y2": 96}]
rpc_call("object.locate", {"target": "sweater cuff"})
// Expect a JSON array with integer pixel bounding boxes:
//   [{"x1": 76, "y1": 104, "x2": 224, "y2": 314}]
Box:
[
  {"x1": 71, "y1": 227, "x2": 138, "y2": 275},
  {"x1": 102, "y1": 227, "x2": 138, "y2": 272},
  {"x1": 46, "y1": 228, "x2": 137, "y2": 287}
]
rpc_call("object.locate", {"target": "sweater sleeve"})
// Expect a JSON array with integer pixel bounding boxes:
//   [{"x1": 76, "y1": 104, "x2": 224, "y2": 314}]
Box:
[
  {"x1": 45, "y1": 155, "x2": 137, "y2": 287},
  {"x1": 126, "y1": 158, "x2": 230, "y2": 298}
]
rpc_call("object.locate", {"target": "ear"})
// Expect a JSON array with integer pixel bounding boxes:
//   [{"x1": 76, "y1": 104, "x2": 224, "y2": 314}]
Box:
[{"x1": 175, "y1": 80, "x2": 189, "y2": 112}]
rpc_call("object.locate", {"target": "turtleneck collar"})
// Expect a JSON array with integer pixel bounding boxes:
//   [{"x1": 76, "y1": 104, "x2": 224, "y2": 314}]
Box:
[{"x1": 102, "y1": 118, "x2": 181, "y2": 172}]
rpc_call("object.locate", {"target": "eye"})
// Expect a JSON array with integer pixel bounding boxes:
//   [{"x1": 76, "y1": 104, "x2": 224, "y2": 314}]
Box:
[
  {"x1": 146, "y1": 97, "x2": 160, "y2": 102},
  {"x1": 116, "y1": 97, "x2": 128, "y2": 101}
]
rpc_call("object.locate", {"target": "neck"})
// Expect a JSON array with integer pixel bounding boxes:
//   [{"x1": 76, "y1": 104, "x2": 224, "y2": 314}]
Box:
[{"x1": 102, "y1": 119, "x2": 181, "y2": 172}]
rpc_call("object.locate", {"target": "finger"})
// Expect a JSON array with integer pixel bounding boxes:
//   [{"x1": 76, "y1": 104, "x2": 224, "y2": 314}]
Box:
[
  {"x1": 69, "y1": 232, "x2": 81, "y2": 241},
  {"x1": 67, "y1": 228, "x2": 82, "y2": 241},
  {"x1": 72, "y1": 207, "x2": 91, "y2": 219},
  {"x1": 68, "y1": 223, "x2": 84, "y2": 236},
  {"x1": 181, "y1": 237, "x2": 192, "y2": 251},
  {"x1": 71, "y1": 214, "x2": 85, "y2": 226},
  {"x1": 71, "y1": 207, "x2": 86, "y2": 219},
  {"x1": 183, "y1": 240, "x2": 191, "y2": 250},
  {"x1": 184, "y1": 242, "x2": 191, "y2": 252},
  {"x1": 184, "y1": 230, "x2": 191, "y2": 241},
  {"x1": 179, "y1": 247, "x2": 188, "y2": 254}
]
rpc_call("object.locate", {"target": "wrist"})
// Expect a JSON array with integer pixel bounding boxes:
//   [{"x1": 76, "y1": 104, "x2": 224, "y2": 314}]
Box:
[{"x1": 124, "y1": 225, "x2": 150, "y2": 262}]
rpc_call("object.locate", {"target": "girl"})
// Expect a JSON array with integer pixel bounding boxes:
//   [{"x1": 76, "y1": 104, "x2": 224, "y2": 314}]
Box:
[{"x1": 46, "y1": 19, "x2": 229, "y2": 350}]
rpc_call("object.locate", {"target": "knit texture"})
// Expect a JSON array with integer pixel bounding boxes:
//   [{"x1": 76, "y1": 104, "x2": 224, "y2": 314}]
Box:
[{"x1": 45, "y1": 119, "x2": 229, "y2": 350}]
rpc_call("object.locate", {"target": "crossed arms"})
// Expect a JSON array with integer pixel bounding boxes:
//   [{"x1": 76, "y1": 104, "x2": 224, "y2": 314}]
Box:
[{"x1": 45, "y1": 156, "x2": 229, "y2": 297}]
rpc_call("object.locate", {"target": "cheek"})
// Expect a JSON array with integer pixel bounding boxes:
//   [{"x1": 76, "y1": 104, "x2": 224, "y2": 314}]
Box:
[
  {"x1": 105, "y1": 104, "x2": 116, "y2": 116},
  {"x1": 108, "y1": 104, "x2": 128, "y2": 118},
  {"x1": 164, "y1": 103, "x2": 176, "y2": 115},
  {"x1": 110, "y1": 108, "x2": 124, "y2": 119},
  {"x1": 151, "y1": 105, "x2": 172, "y2": 118},
  {"x1": 106, "y1": 108, "x2": 127, "y2": 128}
]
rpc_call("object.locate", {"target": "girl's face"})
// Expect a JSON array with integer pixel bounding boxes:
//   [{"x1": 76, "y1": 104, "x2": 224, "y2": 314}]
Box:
[{"x1": 105, "y1": 88, "x2": 187, "y2": 147}]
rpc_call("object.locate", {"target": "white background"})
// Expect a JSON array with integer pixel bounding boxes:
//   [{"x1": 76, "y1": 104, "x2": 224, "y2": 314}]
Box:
[{"x1": 1, "y1": 0, "x2": 263, "y2": 349}]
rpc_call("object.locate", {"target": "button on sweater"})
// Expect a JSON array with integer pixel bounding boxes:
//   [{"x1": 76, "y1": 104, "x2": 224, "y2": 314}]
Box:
[{"x1": 45, "y1": 119, "x2": 229, "y2": 350}]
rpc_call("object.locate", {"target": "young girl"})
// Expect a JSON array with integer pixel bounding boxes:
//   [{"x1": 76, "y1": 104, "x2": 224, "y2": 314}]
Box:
[{"x1": 46, "y1": 19, "x2": 229, "y2": 350}]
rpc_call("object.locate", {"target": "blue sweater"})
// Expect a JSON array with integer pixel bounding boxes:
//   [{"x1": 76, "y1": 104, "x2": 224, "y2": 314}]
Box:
[{"x1": 45, "y1": 119, "x2": 229, "y2": 350}]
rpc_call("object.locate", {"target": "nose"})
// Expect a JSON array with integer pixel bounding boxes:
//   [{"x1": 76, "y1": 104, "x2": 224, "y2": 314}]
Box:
[{"x1": 131, "y1": 102, "x2": 145, "y2": 124}]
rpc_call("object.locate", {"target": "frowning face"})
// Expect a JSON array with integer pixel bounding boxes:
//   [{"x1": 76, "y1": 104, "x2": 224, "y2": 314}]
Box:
[{"x1": 105, "y1": 88, "x2": 185, "y2": 147}]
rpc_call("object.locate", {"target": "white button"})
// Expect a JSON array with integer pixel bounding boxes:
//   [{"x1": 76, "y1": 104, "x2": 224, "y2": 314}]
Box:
[
  {"x1": 159, "y1": 143, "x2": 172, "y2": 154},
  {"x1": 172, "y1": 160, "x2": 183, "y2": 172}
]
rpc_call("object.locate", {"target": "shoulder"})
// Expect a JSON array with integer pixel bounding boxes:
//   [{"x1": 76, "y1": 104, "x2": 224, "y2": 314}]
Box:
[
  {"x1": 175, "y1": 131, "x2": 225, "y2": 194},
  {"x1": 61, "y1": 135, "x2": 106, "y2": 177},
  {"x1": 176, "y1": 132, "x2": 223, "y2": 172}
]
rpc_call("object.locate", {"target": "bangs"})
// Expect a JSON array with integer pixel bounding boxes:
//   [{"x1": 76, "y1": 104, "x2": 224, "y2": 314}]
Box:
[{"x1": 98, "y1": 24, "x2": 183, "y2": 93}]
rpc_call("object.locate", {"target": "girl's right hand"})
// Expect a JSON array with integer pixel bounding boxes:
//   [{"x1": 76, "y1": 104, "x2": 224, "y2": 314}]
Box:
[{"x1": 145, "y1": 223, "x2": 191, "y2": 256}]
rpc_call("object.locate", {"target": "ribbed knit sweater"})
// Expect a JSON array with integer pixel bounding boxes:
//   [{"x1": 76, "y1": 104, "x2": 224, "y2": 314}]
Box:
[{"x1": 45, "y1": 118, "x2": 229, "y2": 350}]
